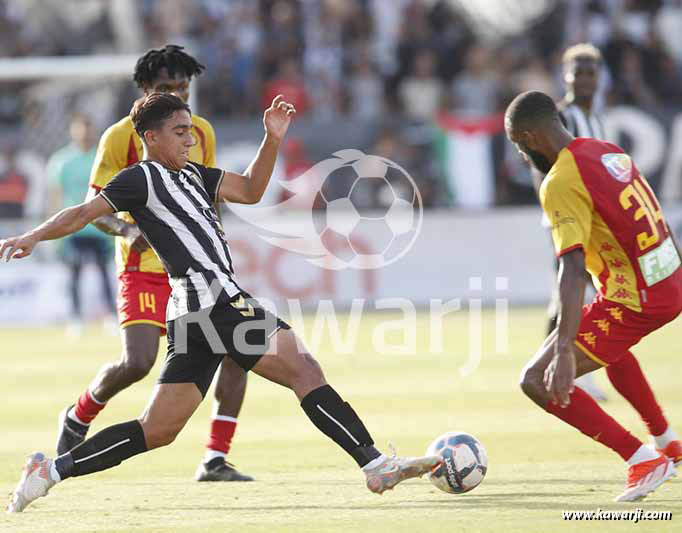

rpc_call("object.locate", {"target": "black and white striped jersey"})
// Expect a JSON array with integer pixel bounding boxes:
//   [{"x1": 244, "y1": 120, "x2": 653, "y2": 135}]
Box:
[
  {"x1": 558, "y1": 102, "x2": 606, "y2": 140},
  {"x1": 99, "y1": 160, "x2": 241, "y2": 320}
]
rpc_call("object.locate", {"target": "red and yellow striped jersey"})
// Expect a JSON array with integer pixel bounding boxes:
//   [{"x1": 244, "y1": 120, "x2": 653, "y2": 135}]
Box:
[
  {"x1": 88, "y1": 114, "x2": 216, "y2": 274},
  {"x1": 540, "y1": 138, "x2": 681, "y2": 313}
]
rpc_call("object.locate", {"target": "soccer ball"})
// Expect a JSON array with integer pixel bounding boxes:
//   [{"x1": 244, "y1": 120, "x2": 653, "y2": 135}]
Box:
[
  {"x1": 315, "y1": 150, "x2": 422, "y2": 269},
  {"x1": 426, "y1": 432, "x2": 488, "y2": 494}
]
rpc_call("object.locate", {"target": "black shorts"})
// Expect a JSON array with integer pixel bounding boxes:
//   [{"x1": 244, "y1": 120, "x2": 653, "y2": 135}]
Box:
[{"x1": 158, "y1": 291, "x2": 290, "y2": 397}]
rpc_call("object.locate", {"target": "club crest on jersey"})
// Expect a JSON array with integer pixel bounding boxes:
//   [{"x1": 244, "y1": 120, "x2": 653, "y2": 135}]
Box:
[{"x1": 601, "y1": 153, "x2": 632, "y2": 183}]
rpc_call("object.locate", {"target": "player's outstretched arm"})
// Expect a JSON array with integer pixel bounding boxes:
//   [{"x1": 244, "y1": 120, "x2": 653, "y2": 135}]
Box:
[
  {"x1": 218, "y1": 95, "x2": 296, "y2": 204},
  {"x1": 544, "y1": 249, "x2": 587, "y2": 407},
  {"x1": 0, "y1": 196, "x2": 113, "y2": 262},
  {"x1": 84, "y1": 187, "x2": 150, "y2": 252}
]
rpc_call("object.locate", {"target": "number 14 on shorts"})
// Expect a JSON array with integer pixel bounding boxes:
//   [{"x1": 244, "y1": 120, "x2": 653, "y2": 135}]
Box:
[{"x1": 139, "y1": 292, "x2": 157, "y2": 314}]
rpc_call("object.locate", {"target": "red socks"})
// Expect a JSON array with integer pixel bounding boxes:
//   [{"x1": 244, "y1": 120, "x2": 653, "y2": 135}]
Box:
[
  {"x1": 546, "y1": 387, "x2": 642, "y2": 461},
  {"x1": 606, "y1": 351, "x2": 668, "y2": 436},
  {"x1": 73, "y1": 389, "x2": 107, "y2": 425},
  {"x1": 206, "y1": 416, "x2": 238, "y2": 455}
]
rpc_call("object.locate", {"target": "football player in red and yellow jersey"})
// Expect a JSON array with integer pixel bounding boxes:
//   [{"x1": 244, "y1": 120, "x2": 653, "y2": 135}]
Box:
[
  {"x1": 56, "y1": 45, "x2": 253, "y2": 482},
  {"x1": 506, "y1": 91, "x2": 681, "y2": 502}
]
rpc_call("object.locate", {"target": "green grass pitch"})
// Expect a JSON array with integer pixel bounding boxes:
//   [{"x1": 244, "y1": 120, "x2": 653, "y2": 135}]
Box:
[{"x1": 1, "y1": 308, "x2": 680, "y2": 532}]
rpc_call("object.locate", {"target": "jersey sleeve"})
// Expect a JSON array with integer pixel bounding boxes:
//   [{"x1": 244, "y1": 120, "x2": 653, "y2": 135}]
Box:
[
  {"x1": 540, "y1": 170, "x2": 593, "y2": 257},
  {"x1": 187, "y1": 162, "x2": 224, "y2": 203},
  {"x1": 202, "y1": 120, "x2": 217, "y2": 167},
  {"x1": 99, "y1": 166, "x2": 148, "y2": 212},
  {"x1": 89, "y1": 125, "x2": 128, "y2": 191}
]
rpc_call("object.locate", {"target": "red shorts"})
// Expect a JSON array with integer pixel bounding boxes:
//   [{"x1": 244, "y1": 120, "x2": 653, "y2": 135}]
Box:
[
  {"x1": 575, "y1": 291, "x2": 681, "y2": 366},
  {"x1": 117, "y1": 271, "x2": 170, "y2": 335}
]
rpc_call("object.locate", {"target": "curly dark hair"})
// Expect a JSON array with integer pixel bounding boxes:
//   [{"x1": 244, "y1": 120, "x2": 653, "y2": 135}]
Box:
[{"x1": 133, "y1": 44, "x2": 205, "y2": 88}]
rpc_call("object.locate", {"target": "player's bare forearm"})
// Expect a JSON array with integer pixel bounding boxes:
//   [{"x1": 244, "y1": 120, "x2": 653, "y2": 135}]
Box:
[
  {"x1": 219, "y1": 96, "x2": 294, "y2": 204},
  {"x1": 241, "y1": 133, "x2": 281, "y2": 201},
  {"x1": 0, "y1": 197, "x2": 113, "y2": 261},
  {"x1": 92, "y1": 214, "x2": 135, "y2": 237},
  {"x1": 556, "y1": 249, "x2": 587, "y2": 351},
  {"x1": 217, "y1": 134, "x2": 281, "y2": 205},
  {"x1": 32, "y1": 205, "x2": 92, "y2": 241}
]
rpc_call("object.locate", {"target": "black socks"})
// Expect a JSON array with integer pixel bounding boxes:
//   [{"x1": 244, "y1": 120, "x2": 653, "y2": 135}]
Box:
[
  {"x1": 55, "y1": 420, "x2": 148, "y2": 480},
  {"x1": 300, "y1": 385, "x2": 381, "y2": 467}
]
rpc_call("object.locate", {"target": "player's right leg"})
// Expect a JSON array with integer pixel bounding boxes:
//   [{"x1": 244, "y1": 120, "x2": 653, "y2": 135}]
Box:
[
  {"x1": 56, "y1": 271, "x2": 167, "y2": 454},
  {"x1": 56, "y1": 323, "x2": 161, "y2": 454},
  {"x1": 249, "y1": 328, "x2": 441, "y2": 494},
  {"x1": 195, "y1": 358, "x2": 253, "y2": 481},
  {"x1": 8, "y1": 382, "x2": 203, "y2": 513},
  {"x1": 519, "y1": 311, "x2": 675, "y2": 502}
]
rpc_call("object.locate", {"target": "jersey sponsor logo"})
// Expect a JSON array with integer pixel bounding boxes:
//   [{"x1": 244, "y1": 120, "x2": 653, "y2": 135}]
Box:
[
  {"x1": 601, "y1": 153, "x2": 632, "y2": 183},
  {"x1": 638, "y1": 236, "x2": 681, "y2": 287},
  {"x1": 551, "y1": 210, "x2": 576, "y2": 229}
]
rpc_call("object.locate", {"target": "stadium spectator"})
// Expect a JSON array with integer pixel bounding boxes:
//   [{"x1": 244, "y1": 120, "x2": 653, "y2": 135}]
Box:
[
  {"x1": 3, "y1": 0, "x2": 682, "y2": 208},
  {"x1": 262, "y1": 58, "x2": 311, "y2": 115},
  {"x1": 346, "y1": 52, "x2": 384, "y2": 120},
  {"x1": 398, "y1": 49, "x2": 444, "y2": 122},
  {"x1": 0, "y1": 147, "x2": 29, "y2": 219},
  {"x1": 449, "y1": 45, "x2": 502, "y2": 117},
  {"x1": 47, "y1": 113, "x2": 115, "y2": 325}
]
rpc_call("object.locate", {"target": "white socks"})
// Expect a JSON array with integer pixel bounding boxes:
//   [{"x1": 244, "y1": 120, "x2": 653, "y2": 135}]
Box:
[
  {"x1": 67, "y1": 408, "x2": 89, "y2": 427},
  {"x1": 653, "y1": 426, "x2": 678, "y2": 450},
  {"x1": 626, "y1": 444, "x2": 659, "y2": 466},
  {"x1": 204, "y1": 449, "x2": 226, "y2": 463},
  {"x1": 362, "y1": 454, "x2": 387, "y2": 471},
  {"x1": 49, "y1": 461, "x2": 61, "y2": 483}
]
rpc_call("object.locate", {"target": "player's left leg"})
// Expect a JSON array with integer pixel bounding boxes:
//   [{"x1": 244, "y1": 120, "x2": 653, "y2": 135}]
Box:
[
  {"x1": 606, "y1": 351, "x2": 681, "y2": 465},
  {"x1": 249, "y1": 328, "x2": 440, "y2": 494},
  {"x1": 520, "y1": 336, "x2": 675, "y2": 502},
  {"x1": 195, "y1": 358, "x2": 254, "y2": 481},
  {"x1": 7, "y1": 382, "x2": 203, "y2": 513}
]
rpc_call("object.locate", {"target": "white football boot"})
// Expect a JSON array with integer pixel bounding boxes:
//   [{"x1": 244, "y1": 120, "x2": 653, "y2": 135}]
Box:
[
  {"x1": 365, "y1": 446, "x2": 441, "y2": 494},
  {"x1": 7, "y1": 452, "x2": 57, "y2": 513},
  {"x1": 615, "y1": 453, "x2": 676, "y2": 502}
]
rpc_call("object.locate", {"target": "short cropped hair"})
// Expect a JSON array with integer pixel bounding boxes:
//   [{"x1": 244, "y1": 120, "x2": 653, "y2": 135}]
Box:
[
  {"x1": 504, "y1": 91, "x2": 559, "y2": 132},
  {"x1": 130, "y1": 92, "x2": 191, "y2": 138},
  {"x1": 562, "y1": 43, "x2": 602, "y2": 66},
  {"x1": 133, "y1": 44, "x2": 205, "y2": 88}
]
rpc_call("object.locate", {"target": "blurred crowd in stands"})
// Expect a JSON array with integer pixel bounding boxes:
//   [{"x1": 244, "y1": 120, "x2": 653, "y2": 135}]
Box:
[{"x1": 1, "y1": 0, "x2": 682, "y2": 216}]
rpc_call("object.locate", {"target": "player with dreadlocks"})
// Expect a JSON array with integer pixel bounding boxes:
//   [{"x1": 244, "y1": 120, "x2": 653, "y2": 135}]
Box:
[{"x1": 55, "y1": 45, "x2": 254, "y2": 482}]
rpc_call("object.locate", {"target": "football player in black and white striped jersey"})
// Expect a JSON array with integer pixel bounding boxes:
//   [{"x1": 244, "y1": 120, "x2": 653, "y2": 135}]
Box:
[
  {"x1": 3, "y1": 93, "x2": 440, "y2": 513},
  {"x1": 557, "y1": 43, "x2": 606, "y2": 141}
]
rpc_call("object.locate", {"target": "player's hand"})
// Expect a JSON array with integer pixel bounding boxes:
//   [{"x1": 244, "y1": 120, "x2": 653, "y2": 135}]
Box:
[
  {"x1": 263, "y1": 94, "x2": 296, "y2": 142},
  {"x1": 0, "y1": 234, "x2": 38, "y2": 262},
  {"x1": 544, "y1": 344, "x2": 576, "y2": 407},
  {"x1": 123, "y1": 225, "x2": 150, "y2": 254}
]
